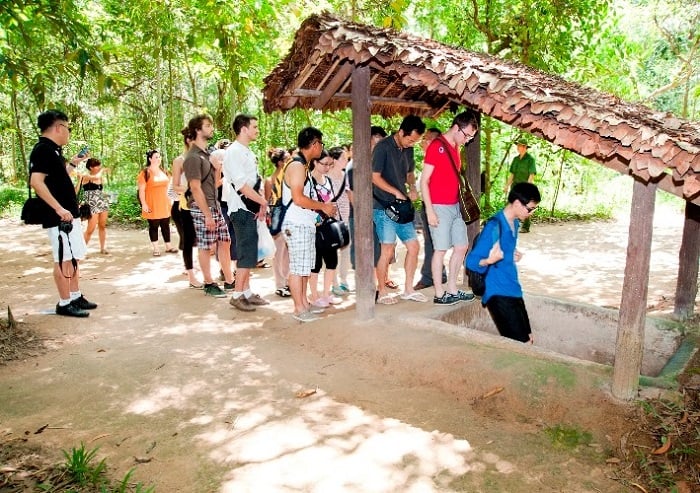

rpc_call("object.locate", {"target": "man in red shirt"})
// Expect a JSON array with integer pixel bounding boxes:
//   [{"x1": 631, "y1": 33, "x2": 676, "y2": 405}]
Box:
[{"x1": 420, "y1": 111, "x2": 479, "y2": 305}]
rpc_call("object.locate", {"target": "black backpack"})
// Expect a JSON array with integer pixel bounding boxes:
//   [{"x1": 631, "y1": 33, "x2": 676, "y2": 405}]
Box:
[{"x1": 465, "y1": 218, "x2": 501, "y2": 297}]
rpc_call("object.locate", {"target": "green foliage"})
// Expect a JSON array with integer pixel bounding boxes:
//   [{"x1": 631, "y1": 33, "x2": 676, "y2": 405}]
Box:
[
  {"x1": 0, "y1": 186, "x2": 25, "y2": 215},
  {"x1": 62, "y1": 442, "x2": 107, "y2": 486},
  {"x1": 543, "y1": 424, "x2": 593, "y2": 449},
  {"x1": 106, "y1": 183, "x2": 146, "y2": 226}
]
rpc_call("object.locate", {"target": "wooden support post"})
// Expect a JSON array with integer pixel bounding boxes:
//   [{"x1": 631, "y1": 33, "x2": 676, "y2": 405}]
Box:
[
  {"x1": 465, "y1": 113, "x2": 482, "y2": 247},
  {"x1": 674, "y1": 202, "x2": 700, "y2": 320},
  {"x1": 612, "y1": 179, "x2": 656, "y2": 400},
  {"x1": 351, "y1": 64, "x2": 374, "y2": 320}
]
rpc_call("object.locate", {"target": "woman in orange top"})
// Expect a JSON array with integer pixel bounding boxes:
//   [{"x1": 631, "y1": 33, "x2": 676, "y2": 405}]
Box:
[{"x1": 138, "y1": 150, "x2": 176, "y2": 256}]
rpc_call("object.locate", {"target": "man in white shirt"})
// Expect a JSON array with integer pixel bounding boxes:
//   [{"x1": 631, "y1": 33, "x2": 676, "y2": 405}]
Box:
[{"x1": 223, "y1": 114, "x2": 270, "y2": 311}]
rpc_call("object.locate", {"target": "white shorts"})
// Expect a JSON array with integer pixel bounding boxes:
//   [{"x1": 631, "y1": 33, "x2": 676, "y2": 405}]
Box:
[{"x1": 47, "y1": 218, "x2": 87, "y2": 263}]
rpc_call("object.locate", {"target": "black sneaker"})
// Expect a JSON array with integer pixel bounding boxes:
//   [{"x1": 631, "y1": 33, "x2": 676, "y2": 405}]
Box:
[
  {"x1": 453, "y1": 290, "x2": 476, "y2": 302},
  {"x1": 71, "y1": 295, "x2": 97, "y2": 310},
  {"x1": 56, "y1": 303, "x2": 89, "y2": 318},
  {"x1": 433, "y1": 292, "x2": 460, "y2": 305},
  {"x1": 223, "y1": 282, "x2": 235, "y2": 292}
]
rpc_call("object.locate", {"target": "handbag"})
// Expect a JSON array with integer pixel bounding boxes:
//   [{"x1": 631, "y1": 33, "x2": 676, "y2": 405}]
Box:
[
  {"x1": 77, "y1": 180, "x2": 92, "y2": 220},
  {"x1": 312, "y1": 175, "x2": 350, "y2": 249},
  {"x1": 21, "y1": 196, "x2": 47, "y2": 225},
  {"x1": 316, "y1": 216, "x2": 350, "y2": 249},
  {"x1": 439, "y1": 136, "x2": 480, "y2": 224},
  {"x1": 375, "y1": 193, "x2": 415, "y2": 224},
  {"x1": 268, "y1": 198, "x2": 291, "y2": 236},
  {"x1": 237, "y1": 175, "x2": 262, "y2": 213}
]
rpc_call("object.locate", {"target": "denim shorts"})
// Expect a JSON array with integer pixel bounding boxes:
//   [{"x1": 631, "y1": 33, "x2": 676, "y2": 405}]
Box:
[{"x1": 373, "y1": 208, "x2": 417, "y2": 244}]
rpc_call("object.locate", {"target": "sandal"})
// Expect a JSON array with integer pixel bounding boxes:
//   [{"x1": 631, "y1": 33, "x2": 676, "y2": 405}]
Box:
[
  {"x1": 189, "y1": 283, "x2": 203, "y2": 289},
  {"x1": 152, "y1": 250, "x2": 161, "y2": 257},
  {"x1": 384, "y1": 280, "x2": 399, "y2": 290},
  {"x1": 165, "y1": 248, "x2": 179, "y2": 253},
  {"x1": 376, "y1": 293, "x2": 398, "y2": 305},
  {"x1": 399, "y1": 291, "x2": 428, "y2": 303}
]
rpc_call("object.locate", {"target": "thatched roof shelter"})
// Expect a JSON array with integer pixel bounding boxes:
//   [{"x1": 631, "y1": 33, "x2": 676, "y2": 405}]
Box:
[
  {"x1": 263, "y1": 13, "x2": 700, "y2": 400},
  {"x1": 264, "y1": 13, "x2": 700, "y2": 204}
]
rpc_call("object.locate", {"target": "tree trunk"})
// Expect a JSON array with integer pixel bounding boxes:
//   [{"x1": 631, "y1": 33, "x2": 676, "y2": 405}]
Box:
[
  {"x1": 674, "y1": 202, "x2": 700, "y2": 320},
  {"x1": 351, "y1": 64, "x2": 374, "y2": 320},
  {"x1": 611, "y1": 178, "x2": 656, "y2": 400}
]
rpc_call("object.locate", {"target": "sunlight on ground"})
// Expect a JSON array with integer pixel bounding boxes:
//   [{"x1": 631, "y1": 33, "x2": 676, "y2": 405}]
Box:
[
  {"x1": 118, "y1": 340, "x2": 512, "y2": 492},
  {"x1": 206, "y1": 394, "x2": 487, "y2": 493}
]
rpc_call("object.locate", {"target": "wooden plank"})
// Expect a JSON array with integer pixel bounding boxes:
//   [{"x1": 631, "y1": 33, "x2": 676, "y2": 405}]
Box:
[
  {"x1": 611, "y1": 178, "x2": 656, "y2": 400},
  {"x1": 351, "y1": 64, "x2": 375, "y2": 320}
]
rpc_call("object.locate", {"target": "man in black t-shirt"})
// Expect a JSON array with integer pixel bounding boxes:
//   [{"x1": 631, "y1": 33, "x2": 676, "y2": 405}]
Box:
[{"x1": 29, "y1": 110, "x2": 97, "y2": 317}]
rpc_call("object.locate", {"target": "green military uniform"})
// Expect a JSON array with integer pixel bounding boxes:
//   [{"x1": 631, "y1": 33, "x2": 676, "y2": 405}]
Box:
[{"x1": 509, "y1": 151, "x2": 536, "y2": 232}]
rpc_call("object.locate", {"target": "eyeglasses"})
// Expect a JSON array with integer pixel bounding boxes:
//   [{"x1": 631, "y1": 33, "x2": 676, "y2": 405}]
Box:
[
  {"x1": 523, "y1": 203, "x2": 538, "y2": 213},
  {"x1": 312, "y1": 140, "x2": 324, "y2": 148},
  {"x1": 57, "y1": 123, "x2": 72, "y2": 133},
  {"x1": 459, "y1": 127, "x2": 476, "y2": 140}
]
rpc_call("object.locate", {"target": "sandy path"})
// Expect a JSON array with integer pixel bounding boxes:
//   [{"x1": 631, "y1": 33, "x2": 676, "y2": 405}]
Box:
[{"x1": 0, "y1": 203, "x2": 690, "y2": 492}]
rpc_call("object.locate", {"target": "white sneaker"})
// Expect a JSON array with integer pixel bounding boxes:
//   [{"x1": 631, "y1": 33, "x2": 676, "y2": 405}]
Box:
[
  {"x1": 312, "y1": 297, "x2": 330, "y2": 308},
  {"x1": 327, "y1": 295, "x2": 343, "y2": 305}
]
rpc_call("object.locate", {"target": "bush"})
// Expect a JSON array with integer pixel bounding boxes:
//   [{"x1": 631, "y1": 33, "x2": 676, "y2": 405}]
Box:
[
  {"x1": 0, "y1": 187, "x2": 27, "y2": 218},
  {"x1": 106, "y1": 183, "x2": 146, "y2": 226}
]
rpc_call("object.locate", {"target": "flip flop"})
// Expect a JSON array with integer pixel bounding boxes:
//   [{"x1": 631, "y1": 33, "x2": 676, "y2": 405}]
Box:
[
  {"x1": 189, "y1": 283, "x2": 203, "y2": 289},
  {"x1": 165, "y1": 248, "x2": 179, "y2": 253},
  {"x1": 384, "y1": 280, "x2": 399, "y2": 289},
  {"x1": 399, "y1": 291, "x2": 428, "y2": 302},
  {"x1": 376, "y1": 293, "x2": 398, "y2": 305},
  {"x1": 152, "y1": 250, "x2": 161, "y2": 257}
]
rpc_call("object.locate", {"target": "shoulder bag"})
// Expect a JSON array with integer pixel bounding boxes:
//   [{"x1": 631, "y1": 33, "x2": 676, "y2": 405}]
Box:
[{"x1": 438, "y1": 136, "x2": 480, "y2": 224}]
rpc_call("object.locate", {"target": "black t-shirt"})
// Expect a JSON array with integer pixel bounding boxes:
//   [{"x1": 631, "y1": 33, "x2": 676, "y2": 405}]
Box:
[{"x1": 29, "y1": 137, "x2": 78, "y2": 228}]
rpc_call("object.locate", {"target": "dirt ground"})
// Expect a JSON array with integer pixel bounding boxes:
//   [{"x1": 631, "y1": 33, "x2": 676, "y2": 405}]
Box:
[{"x1": 0, "y1": 203, "x2": 696, "y2": 492}]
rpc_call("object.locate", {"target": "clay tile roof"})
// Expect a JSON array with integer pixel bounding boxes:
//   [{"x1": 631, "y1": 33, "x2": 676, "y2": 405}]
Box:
[{"x1": 263, "y1": 13, "x2": 700, "y2": 204}]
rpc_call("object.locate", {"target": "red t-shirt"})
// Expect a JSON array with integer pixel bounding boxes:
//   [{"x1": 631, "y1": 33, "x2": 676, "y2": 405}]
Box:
[{"x1": 424, "y1": 137, "x2": 460, "y2": 205}]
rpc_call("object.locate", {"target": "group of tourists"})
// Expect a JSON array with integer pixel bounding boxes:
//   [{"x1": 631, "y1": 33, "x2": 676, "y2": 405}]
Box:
[{"x1": 28, "y1": 108, "x2": 541, "y2": 343}]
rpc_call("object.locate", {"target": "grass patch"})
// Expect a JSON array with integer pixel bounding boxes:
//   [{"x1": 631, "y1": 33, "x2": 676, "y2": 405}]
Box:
[{"x1": 542, "y1": 424, "x2": 593, "y2": 449}]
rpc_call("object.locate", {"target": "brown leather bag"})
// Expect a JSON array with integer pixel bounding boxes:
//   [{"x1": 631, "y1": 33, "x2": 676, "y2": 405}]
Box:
[{"x1": 438, "y1": 136, "x2": 480, "y2": 224}]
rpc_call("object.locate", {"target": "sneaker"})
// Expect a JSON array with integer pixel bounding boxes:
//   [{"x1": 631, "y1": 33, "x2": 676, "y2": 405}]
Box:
[
  {"x1": 312, "y1": 297, "x2": 329, "y2": 308},
  {"x1": 339, "y1": 283, "x2": 353, "y2": 293},
  {"x1": 327, "y1": 295, "x2": 343, "y2": 305},
  {"x1": 246, "y1": 293, "x2": 269, "y2": 306},
  {"x1": 293, "y1": 311, "x2": 319, "y2": 323},
  {"x1": 56, "y1": 303, "x2": 89, "y2": 318},
  {"x1": 275, "y1": 286, "x2": 291, "y2": 298},
  {"x1": 433, "y1": 292, "x2": 460, "y2": 305},
  {"x1": 453, "y1": 290, "x2": 476, "y2": 302},
  {"x1": 71, "y1": 295, "x2": 97, "y2": 310},
  {"x1": 204, "y1": 283, "x2": 227, "y2": 298},
  {"x1": 223, "y1": 282, "x2": 235, "y2": 292},
  {"x1": 309, "y1": 304, "x2": 326, "y2": 314},
  {"x1": 229, "y1": 296, "x2": 256, "y2": 311},
  {"x1": 331, "y1": 285, "x2": 345, "y2": 297}
]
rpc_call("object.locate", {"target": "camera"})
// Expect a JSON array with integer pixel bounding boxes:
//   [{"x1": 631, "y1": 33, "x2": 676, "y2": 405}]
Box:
[{"x1": 58, "y1": 221, "x2": 73, "y2": 234}]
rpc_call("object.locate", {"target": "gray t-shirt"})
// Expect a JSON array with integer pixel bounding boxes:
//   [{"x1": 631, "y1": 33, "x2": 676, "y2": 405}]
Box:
[
  {"x1": 183, "y1": 146, "x2": 216, "y2": 208},
  {"x1": 371, "y1": 134, "x2": 415, "y2": 209}
]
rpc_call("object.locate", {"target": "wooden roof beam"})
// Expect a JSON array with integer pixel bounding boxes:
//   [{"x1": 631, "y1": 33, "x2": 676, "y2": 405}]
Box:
[
  {"x1": 294, "y1": 89, "x2": 439, "y2": 111},
  {"x1": 312, "y1": 62, "x2": 354, "y2": 110}
]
